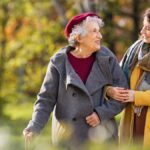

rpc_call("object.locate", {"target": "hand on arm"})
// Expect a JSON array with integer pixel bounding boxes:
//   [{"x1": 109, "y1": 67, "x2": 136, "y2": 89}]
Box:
[
  {"x1": 106, "y1": 86, "x2": 135, "y2": 103},
  {"x1": 106, "y1": 86, "x2": 129, "y2": 101},
  {"x1": 86, "y1": 112, "x2": 100, "y2": 127},
  {"x1": 123, "y1": 90, "x2": 135, "y2": 103}
]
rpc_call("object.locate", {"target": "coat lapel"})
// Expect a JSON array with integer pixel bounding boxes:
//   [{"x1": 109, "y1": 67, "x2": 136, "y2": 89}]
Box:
[
  {"x1": 64, "y1": 51, "x2": 112, "y2": 96},
  {"x1": 65, "y1": 58, "x2": 90, "y2": 96},
  {"x1": 85, "y1": 55, "x2": 111, "y2": 95}
]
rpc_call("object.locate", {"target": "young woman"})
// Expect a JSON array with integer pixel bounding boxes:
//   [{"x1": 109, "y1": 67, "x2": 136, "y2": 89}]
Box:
[{"x1": 106, "y1": 8, "x2": 150, "y2": 146}]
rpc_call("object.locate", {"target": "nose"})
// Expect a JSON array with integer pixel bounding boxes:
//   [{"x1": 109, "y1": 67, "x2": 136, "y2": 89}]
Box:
[
  {"x1": 100, "y1": 32, "x2": 102, "y2": 39},
  {"x1": 97, "y1": 32, "x2": 102, "y2": 39}
]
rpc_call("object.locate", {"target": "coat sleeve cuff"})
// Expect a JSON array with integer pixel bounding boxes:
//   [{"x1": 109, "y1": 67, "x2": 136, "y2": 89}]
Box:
[
  {"x1": 94, "y1": 107, "x2": 107, "y2": 122},
  {"x1": 103, "y1": 85, "x2": 112, "y2": 101},
  {"x1": 25, "y1": 120, "x2": 44, "y2": 134}
]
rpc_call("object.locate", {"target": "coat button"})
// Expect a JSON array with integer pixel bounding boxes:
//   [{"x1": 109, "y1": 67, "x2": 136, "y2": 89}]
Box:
[
  {"x1": 72, "y1": 117, "x2": 77, "y2": 121},
  {"x1": 72, "y1": 92, "x2": 77, "y2": 97},
  {"x1": 91, "y1": 93, "x2": 94, "y2": 96}
]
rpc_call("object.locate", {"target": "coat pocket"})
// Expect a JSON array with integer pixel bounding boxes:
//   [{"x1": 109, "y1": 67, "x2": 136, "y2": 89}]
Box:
[{"x1": 51, "y1": 113, "x2": 72, "y2": 144}]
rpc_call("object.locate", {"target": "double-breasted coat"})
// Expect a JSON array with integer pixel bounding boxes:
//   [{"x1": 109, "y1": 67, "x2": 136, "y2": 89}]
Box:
[{"x1": 26, "y1": 46, "x2": 128, "y2": 145}]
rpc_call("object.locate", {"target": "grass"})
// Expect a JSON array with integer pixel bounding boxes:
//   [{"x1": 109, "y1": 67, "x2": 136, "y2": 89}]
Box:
[{"x1": 1, "y1": 103, "x2": 150, "y2": 150}]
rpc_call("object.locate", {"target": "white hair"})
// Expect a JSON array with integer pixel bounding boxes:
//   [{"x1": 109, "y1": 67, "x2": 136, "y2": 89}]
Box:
[{"x1": 68, "y1": 16, "x2": 104, "y2": 47}]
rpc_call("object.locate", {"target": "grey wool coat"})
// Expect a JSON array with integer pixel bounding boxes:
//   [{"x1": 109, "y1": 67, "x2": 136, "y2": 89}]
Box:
[{"x1": 26, "y1": 46, "x2": 128, "y2": 145}]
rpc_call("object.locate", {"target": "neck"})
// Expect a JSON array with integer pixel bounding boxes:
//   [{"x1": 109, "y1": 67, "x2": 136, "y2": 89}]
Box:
[{"x1": 71, "y1": 47, "x2": 92, "y2": 58}]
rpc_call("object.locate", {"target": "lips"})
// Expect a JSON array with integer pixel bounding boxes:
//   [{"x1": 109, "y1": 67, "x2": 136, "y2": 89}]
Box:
[{"x1": 95, "y1": 40, "x2": 100, "y2": 45}]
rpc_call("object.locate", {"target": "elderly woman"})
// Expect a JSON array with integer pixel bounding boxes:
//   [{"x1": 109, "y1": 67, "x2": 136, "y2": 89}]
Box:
[
  {"x1": 23, "y1": 12, "x2": 128, "y2": 146},
  {"x1": 106, "y1": 8, "x2": 150, "y2": 146}
]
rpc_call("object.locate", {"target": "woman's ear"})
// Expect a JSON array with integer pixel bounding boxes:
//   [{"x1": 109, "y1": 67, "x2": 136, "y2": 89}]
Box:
[{"x1": 75, "y1": 34, "x2": 82, "y2": 43}]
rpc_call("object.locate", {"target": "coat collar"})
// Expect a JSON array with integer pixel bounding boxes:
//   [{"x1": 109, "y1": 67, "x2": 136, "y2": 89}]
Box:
[
  {"x1": 51, "y1": 46, "x2": 112, "y2": 96},
  {"x1": 65, "y1": 50, "x2": 111, "y2": 96},
  {"x1": 65, "y1": 57, "x2": 90, "y2": 96},
  {"x1": 85, "y1": 55, "x2": 111, "y2": 95}
]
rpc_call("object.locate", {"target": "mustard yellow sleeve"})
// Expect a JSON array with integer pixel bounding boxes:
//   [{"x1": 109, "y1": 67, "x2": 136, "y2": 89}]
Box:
[{"x1": 134, "y1": 90, "x2": 150, "y2": 106}]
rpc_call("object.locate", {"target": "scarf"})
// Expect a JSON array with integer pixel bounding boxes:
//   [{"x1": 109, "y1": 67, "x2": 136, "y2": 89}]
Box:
[
  {"x1": 121, "y1": 40, "x2": 150, "y2": 83},
  {"x1": 121, "y1": 39, "x2": 150, "y2": 116}
]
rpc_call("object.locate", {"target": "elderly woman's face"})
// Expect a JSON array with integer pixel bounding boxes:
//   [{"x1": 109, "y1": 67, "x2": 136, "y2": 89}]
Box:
[
  {"x1": 78, "y1": 22, "x2": 102, "y2": 52},
  {"x1": 140, "y1": 17, "x2": 150, "y2": 43}
]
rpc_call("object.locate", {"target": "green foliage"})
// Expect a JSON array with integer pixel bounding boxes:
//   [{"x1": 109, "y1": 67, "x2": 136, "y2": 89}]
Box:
[
  {"x1": 1, "y1": 0, "x2": 150, "y2": 149},
  {"x1": 0, "y1": 0, "x2": 65, "y2": 117}
]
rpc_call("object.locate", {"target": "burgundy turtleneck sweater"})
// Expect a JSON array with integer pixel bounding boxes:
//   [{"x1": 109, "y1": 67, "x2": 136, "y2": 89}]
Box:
[{"x1": 67, "y1": 52, "x2": 95, "y2": 84}]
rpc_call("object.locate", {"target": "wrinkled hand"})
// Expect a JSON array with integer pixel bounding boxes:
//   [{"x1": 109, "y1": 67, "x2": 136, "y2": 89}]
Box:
[
  {"x1": 23, "y1": 129, "x2": 34, "y2": 142},
  {"x1": 86, "y1": 112, "x2": 100, "y2": 127},
  {"x1": 106, "y1": 86, "x2": 129, "y2": 102},
  {"x1": 123, "y1": 90, "x2": 135, "y2": 103}
]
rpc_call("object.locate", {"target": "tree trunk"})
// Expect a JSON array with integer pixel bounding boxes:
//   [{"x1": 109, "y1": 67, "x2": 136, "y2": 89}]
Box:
[
  {"x1": 52, "y1": 0, "x2": 67, "y2": 25},
  {"x1": 132, "y1": 0, "x2": 140, "y2": 41}
]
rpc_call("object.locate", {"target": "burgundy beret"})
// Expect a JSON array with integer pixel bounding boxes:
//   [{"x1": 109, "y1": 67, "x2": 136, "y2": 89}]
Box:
[{"x1": 64, "y1": 12, "x2": 99, "y2": 37}]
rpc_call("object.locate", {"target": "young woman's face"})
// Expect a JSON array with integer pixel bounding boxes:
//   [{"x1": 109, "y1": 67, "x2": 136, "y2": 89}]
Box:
[
  {"x1": 79, "y1": 22, "x2": 102, "y2": 53},
  {"x1": 140, "y1": 17, "x2": 150, "y2": 43}
]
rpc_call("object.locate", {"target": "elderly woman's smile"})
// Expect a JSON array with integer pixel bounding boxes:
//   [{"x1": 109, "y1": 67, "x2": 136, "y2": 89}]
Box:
[{"x1": 68, "y1": 18, "x2": 103, "y2": 58}]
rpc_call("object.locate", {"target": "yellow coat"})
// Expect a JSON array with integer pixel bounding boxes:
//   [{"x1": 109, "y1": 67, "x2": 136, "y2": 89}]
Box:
[{"x1": 119, "y1": 64, "x2": 150, "y2": 146}]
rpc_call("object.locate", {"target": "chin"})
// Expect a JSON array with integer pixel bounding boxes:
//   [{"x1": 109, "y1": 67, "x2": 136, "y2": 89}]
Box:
[
  {"x1": 96, "y1": 46, "x2": 101, "y2": 50},
  {"x1": 142, "y1": 37, "x2": 150, "y2": 43},
  {"x1": 95, "y1": 48, "x2": 100, "y2": 52},
  {"x1": 143, "y1": 39, "x2": 150, "y2": 43}
]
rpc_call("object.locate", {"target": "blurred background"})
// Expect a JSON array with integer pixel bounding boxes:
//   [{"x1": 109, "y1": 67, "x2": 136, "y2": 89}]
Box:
[{"x1": 0, "y1": 0, "x2": 150, "y2": 149}]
